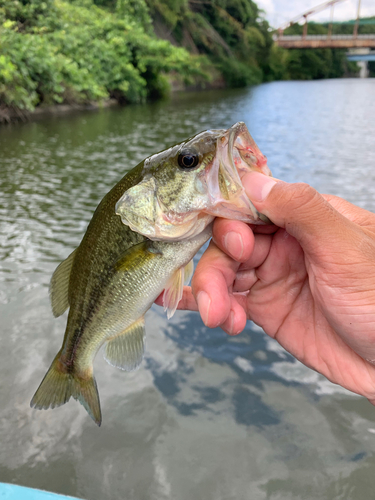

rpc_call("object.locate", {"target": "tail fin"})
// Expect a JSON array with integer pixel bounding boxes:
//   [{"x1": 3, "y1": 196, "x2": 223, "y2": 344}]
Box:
[{"x1": 30, "y1": 354, "x2": 102, "y2": 426}]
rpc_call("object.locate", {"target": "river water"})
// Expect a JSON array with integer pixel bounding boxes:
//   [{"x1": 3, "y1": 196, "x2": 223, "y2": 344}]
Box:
[{"x1": 1, "y1": 79, "x2": 375, "y2": 500}]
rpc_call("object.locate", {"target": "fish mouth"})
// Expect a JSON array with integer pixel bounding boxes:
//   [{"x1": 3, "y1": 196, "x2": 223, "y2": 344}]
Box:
[
  {"x1": 230, "y1": 122, "x2": 271, "y2": 178},
  {"x1": 203, "y1": 122, "x2": 272, "y2": 223}
]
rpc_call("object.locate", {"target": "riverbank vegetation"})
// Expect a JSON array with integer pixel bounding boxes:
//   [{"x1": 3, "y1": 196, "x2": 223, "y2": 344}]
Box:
[
  {"x1": 0, "y1": 0, "x2": 208, "y2": 118},
  {"x1": 0, "y1": 0, "x2": 372, "y2": 121}
]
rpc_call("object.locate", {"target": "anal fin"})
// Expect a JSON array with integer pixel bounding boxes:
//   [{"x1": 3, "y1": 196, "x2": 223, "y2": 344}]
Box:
[{"x1": 104, "y1": 317, "x2": 146, "y2": 372}]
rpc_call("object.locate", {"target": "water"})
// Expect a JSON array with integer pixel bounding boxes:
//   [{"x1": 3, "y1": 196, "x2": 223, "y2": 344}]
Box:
[{"x1": 1, "y1": 79, "x2": 375, "y2": 500}]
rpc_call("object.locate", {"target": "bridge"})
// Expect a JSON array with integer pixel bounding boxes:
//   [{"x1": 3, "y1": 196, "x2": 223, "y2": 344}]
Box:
[
  {"x1": 274, "y1": 0, "x2": 375, "y2": 50},
  {"x1": 276, "y1": 34, "x2": 375, "y2": 50}
]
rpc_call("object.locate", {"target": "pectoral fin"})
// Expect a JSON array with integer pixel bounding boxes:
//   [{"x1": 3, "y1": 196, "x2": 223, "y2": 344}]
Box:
[
  {"x1": 115, "y1": 240, "x2": 160, "y2": 273},
  {"x1": 104, "y1": 317, "x2": 146, "y2": 371},
  {"x1": 163, "y1": 260, "x2": 194, "y2": 320},
  {"x1": 49, "y1": 248, "x2": 78, "y2": 317},
  {"x1": 184, "y1": 259, "x2": 194, "y2": 286}
]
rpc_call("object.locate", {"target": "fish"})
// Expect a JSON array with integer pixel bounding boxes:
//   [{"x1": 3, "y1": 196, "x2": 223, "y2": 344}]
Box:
[{"x1": 30, "y1": 122, "x2": 271, "y2": 426}]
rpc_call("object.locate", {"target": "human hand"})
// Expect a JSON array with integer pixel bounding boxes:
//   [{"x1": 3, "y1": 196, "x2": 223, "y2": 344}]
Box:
[{"x1": 173, "y1": 172, "x2": 375, "y2": 403}]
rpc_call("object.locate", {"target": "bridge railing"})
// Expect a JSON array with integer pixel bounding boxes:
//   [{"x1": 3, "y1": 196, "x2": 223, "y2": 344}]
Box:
[{"x1": 275, "y1": 34, "x2": 375, "y2": 41}]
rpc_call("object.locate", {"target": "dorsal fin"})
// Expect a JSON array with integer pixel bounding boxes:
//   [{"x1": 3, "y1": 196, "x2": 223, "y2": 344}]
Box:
[
  {"x1": 104, "y1": 317, "x2": 146, "y2": 371},
  {"x1": 49, "y1": 248, "x2": 78, "y2": 317},
  {"x1": 163, "y1": 260, "x2": 194, "y2": 319}
]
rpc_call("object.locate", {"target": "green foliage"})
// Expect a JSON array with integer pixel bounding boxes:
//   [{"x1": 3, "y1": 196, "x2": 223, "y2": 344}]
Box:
[
  {"x1": 0, "y1": 0, "x2": 58, "y2": 28},
  {"x1": 0, "y1": 0, "x2": 64, "y2": 43},
  {"x1": 217, "y1": 57, "x2": 259, "y2": 87},
  {"x1": 116, "y1": 0, "x2": 151, "y2": 31},
  {"x1": 0, "y1": 22, "x2": 66, "y2": 110},
  {"x1": 264, "y1": 44, "x2": 289, "y2": 81},
  {"x1": 0, "y1": 0, "x2": 207, "y2": 112},
  {"x1": 322, "y1": 16, "x2": 375, "y2": 36},
  {"x1": 146, "y1": 0, "x2": 274, "y2": 87}
]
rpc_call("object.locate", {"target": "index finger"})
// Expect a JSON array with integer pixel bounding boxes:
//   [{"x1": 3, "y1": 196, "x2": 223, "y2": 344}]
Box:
[{"x1": 191, "y1": 240, "x2": 242, "y2": 328}]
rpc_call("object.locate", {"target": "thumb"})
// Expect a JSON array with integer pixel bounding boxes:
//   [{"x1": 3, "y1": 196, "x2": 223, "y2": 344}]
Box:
[{"x1": 242, "y1": 171, "x2": 356, "y2": 252}]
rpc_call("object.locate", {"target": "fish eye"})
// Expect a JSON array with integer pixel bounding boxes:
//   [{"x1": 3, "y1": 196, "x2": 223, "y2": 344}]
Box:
[{"x1": 177, "y1": 150, "x2": 200, "y2": 170}]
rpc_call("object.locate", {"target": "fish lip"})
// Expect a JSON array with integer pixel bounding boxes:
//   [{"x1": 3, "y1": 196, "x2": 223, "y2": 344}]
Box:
[
  {"x1": 225, "y1": 121, "x2": 265, "y2": 179},
  {"x1": 227, "y1": 121, "x2": 247, "y2": 176},
  {"x1": 216, "y1": 121, "x2": 256, "y2": 193},
  {"x1": 231, "y1": 122, "x2": 271, "y2": 176},
  {"x1": 215, "y1": 122, "x2": 245, "y2": 183}
]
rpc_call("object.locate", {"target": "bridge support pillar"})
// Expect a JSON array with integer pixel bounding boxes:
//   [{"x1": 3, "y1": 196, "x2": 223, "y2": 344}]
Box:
[
  {"x1": 358, "y1": 61, "x2": 369, "y2": 78},
  {"x1": 347, "y1": 48, "x2": 370, "y2": 78}
]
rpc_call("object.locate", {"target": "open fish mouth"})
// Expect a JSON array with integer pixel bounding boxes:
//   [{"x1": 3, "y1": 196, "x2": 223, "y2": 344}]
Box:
[
  {"x1": 231, "y1": 122, "x2": 270, "y2": 177},
  {"x1": 203, "y1": 122, "x2": 272, "y2": 223}
]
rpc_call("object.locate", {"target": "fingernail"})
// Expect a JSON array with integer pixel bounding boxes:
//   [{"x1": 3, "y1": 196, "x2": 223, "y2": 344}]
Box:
[
  {"x1": 224, "y1": 231, "x2": 243, "y2": 260},
  {"x1": 197, "y1": 291, "x2": 211, "y2": 326},
  {"x1": 242, "y1": 171, "x2": 278, "y2": 202}
]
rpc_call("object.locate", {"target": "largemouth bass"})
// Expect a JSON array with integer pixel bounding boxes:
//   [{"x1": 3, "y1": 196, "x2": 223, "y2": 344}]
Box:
[{"x1": 30, "y1": 122, "x2": 271, "y2": 426}]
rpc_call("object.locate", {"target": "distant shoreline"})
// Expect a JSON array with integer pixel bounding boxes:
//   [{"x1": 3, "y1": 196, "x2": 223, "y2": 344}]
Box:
[
  {"x1": 0, "y1": 99, "x2": 119, "y2": 125},
  {"x1": 0, "y1": 77, "x2": 226, "y2": 126}
]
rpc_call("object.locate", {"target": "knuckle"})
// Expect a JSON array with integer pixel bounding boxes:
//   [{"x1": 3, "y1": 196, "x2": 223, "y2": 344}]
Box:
[
  {"x1": 288, "y1": 182, "x2": 319, "y2": 208},
  {"x1": 273, "y1": 182, "x2": 326, "y2": 226}
]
